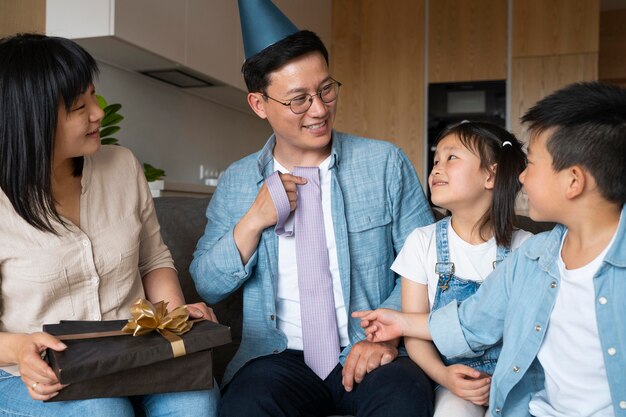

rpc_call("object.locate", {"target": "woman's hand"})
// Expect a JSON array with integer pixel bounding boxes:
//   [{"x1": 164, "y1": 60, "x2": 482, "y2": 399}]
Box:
[
  {"x1": 186, "y1": 302, "x2": 218, "y2": 323},
  {"x1": 14, "y1": 332, "x2": 67, "y2": 401},
  {"x1": 441, "y1": 364, "x2": 491, "y2": 406}
]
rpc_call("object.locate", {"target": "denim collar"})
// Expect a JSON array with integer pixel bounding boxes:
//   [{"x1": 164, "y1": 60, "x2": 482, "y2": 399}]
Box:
[
  {"x1": 254, "y1": 130, "x2": 342, "y2": 184},
  {"x1": 524, "y1": 205, "x2": 626, "y2": 272}
]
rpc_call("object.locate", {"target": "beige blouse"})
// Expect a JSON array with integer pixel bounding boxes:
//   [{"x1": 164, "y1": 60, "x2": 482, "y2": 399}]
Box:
[{"x1": 0, "y1": 145, "x2": 174, "y2": 375}]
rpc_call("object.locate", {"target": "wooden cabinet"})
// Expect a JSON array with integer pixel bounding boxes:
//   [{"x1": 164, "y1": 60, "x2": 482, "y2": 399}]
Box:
[
  {"x1": 331, "y1": 0, "x2": 426, "y2": 178},
  {"x1": 0, "y1": 0, "x2": 45, "y2": 37},
  {"x1": 510, "y1": 0, "x2": 599, "y2": 137},
  {"x1": 599, "y1": 9, "x2": 626, "y2": 86},
  {"x1": 428, "y1": 0, "x2": 507, "y2": 83}
]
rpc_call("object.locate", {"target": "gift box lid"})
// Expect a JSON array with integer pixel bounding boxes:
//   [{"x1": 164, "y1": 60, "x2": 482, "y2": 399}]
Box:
[{"x1": 43, "y1": 319, "x2": 231, "y2": 384}]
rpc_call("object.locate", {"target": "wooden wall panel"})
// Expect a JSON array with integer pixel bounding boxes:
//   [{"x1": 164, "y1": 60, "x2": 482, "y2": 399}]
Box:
[
  {"x1": 513, "y1": 0, "x2": 599, "y2": 57},
  {"x1": 0, "y1": 0, "x2": 46, "y2": 37},
  {"x1": 331, "y1": 0, "x2": 426, "y2": 179},
  {"x1": 599, "y1": 9, "x2": 626, "y2": 85},
  {"x1": 429, "y1": 0, "x2": 507, "y2": 83},
  {"x1": 510, "y1": 53, "x2": 598, "y2": 138}
]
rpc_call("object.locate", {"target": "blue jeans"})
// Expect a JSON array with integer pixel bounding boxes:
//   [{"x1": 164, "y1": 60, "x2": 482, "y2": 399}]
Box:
[{"x1": 0, "y1": 370, "x2": 219, "y2": 417}]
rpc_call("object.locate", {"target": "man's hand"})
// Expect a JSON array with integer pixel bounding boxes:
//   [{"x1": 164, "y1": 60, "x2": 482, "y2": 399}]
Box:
[
  {"x1": 341, "y1": 340, "x2": 398, "y2": 392},
  {"x1": 441, "y1": 364, "x2": 491, "y2": 406},
  {"x1": 234, "y1": 173, "x2": 307, "y2": 264},
  {"x1": 352, "y1": 308, "x2": 408, "y2": 343},
  {"x1": 247, "y1": 173, "x2": 307, "y2": 230},
  {"x1": 186, "y1": 302, "x2": 218, "y2": 323},
  {"x1": 14, "y1": 333, "x2": 67, "y2": 401}
]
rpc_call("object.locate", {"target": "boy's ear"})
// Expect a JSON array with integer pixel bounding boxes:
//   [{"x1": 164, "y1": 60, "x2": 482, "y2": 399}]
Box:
[
  {"x1": 247, "y1": 92, "x2": 268, "y2": 120},
  {"x1": 564, "y1": 165, "x2": 586, "y2": 199},
  {"x1": 484, "y1": 163, "x2": 497, "y2": 190}
]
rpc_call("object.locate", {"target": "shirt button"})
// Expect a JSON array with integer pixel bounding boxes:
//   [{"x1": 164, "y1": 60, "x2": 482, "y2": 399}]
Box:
[
  {"x1": 608, "y1": 347, "x2": 617, "y2": 356},
  {"x1": 512, "y1": 366, "x2": 520, "y2": 373},
  {"x1": 550, "y1": 281, "x2": 557, "y2": 289},
  {"x1": 272, "y1": 350, "x2": 279, "y2": 354},
  {"x1": 82, "y1": 240, "x2": 89, "y2": 247},
  {"x1": 91, "y1": 276, "x2": 99, "y2": 285},
  {"x1": 620, "y1": 401, "x2": 626, "y2": 409},
  {"x1": 598, "y1": 296, "x2": 608, "y2": 305},
  {"x1": 495, "y1": 408, "x2": 501, "y2": 414},
  {"x1": 270, "y1": 315, "x2": 275, "y2": 321},
  {"x1": 534, "y1": 324, "x2": 542, "y2": 332}
]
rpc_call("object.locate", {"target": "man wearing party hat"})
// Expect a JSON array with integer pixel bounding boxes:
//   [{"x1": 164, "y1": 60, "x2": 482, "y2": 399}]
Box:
[{"x1": 191, "y1": 1, "x2": 434, "y2": 415}]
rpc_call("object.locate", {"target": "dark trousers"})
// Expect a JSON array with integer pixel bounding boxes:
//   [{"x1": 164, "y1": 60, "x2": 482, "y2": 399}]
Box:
[{"x1": 220, "y1": 350, "x2": 434, "y2": 417}]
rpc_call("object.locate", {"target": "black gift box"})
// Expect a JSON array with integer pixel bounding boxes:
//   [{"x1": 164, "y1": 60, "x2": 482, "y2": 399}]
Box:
[{"x1": 43, "y1": 319, "x2": 231, "y2": 402}]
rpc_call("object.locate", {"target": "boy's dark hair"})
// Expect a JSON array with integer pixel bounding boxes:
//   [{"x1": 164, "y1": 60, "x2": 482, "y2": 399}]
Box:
[
  {"x1": 0, "y1": 33, "x2": 99, "y2": 233},
  {"x1": 242, "y1": 30, "x2": 329, "y2": 93},
  {"x1": 522, "y1": 82, "x2": 626, "y2": 205},
  {"x1": 435, "y1": 121, "x2": 527, "y2": 248}
]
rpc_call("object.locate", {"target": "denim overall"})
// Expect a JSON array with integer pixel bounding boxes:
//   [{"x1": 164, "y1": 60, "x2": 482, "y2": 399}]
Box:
[{"x1": 431, "y1": 217, "x2": 510, "y2": 375}]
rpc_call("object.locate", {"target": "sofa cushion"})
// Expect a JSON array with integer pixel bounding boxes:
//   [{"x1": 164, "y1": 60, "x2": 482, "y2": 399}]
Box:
[{"x1": 154, "y1": 196, "x2": 242, "y2": 385}]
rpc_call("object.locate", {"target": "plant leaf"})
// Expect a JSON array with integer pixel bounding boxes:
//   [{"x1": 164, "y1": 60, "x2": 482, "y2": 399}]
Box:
[
  {"x1": 100, "y1": 126, "x2": 121, "y2": 137},
  {"x1": 143, "y1": 163, "x2": 166, "y2": 182},
  {"x1": 101, "y1": 113, "x2": 124, "y2": 127},
  {"x1": 96, "y1": 95, "x2": 107, "y2": 109},
  {"x1": 104, "y1": 103, "x2": 122, "y2": 117},
  {"x1": 101, "y1": 138, "x2": 119, "y2": 145}
]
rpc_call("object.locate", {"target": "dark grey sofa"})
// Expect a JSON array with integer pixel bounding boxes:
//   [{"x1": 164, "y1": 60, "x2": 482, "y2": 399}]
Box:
[{"x1": 153, "y1": 196, "x2": 555, "y2": 386}]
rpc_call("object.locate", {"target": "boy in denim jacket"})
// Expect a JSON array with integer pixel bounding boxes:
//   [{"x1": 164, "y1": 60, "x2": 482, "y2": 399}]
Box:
[{"x1": 357, "y1": 82, "x2": 626, "y2": 416}]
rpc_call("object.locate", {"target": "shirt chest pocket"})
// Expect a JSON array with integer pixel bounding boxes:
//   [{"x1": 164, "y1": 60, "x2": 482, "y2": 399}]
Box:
[
  {"x1": 2, "y1": 256, "x2": 75, "y2": 326},
  {"x1": 346, "y1": 209, "x2": 393, "y2": 270},
  {"x1": 93, "y1": 215, "x2": 142, "y2": 306}
]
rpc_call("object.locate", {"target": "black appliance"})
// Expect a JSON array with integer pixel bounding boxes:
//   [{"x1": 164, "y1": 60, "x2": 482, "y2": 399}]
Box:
[{"x1": 427, "y1": 80, "x2": 506, "y2": 180}]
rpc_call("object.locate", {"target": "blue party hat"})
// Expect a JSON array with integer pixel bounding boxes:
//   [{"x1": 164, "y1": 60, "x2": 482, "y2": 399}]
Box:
[{"x1": 238, "y1": 0, "x2": 299, "y2": 60}]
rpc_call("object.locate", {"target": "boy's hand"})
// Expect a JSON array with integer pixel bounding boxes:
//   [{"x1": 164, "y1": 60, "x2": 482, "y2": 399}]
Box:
[
  {"x1": 441, "y1": 364, "x2": 491, "y2": 406},
  {"x1": 352, "y1": 308, "x2": 406, "y2": 342},
  {"x1": 186, "y1": 302, "x2": 218, "y2": 323}
]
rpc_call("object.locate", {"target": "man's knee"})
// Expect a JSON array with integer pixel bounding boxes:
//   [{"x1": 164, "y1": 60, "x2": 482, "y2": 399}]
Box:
[{"x1": 357, "y1": 357, "x2": 434, "y2": 416}]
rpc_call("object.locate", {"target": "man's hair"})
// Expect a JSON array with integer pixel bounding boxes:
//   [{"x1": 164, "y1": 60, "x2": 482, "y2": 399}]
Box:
[
  {"x1": 521, "y1": 82, "x2": 626, "y2": 205},
  {"x1": 0, "y1": 33, "x2": 99, "y2": 233},
  {"x1": 242, "y1": 30, "x2": 329, "y2": 93}
]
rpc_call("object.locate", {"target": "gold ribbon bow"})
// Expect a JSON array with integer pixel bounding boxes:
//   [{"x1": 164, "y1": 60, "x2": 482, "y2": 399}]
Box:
[{"x1": 122, "y1": 298, "x2": 193, "y2": 358}]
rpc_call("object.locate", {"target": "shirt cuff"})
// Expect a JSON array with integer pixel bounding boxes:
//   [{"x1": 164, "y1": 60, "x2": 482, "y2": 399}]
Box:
[{"x1": 429, "y1": 301, "x2": 474, "y2": 359}]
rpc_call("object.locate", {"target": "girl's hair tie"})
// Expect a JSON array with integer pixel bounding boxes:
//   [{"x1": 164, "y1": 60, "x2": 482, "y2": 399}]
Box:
[{"x1": 502, "y1": 141, "x2": 512, "y2": 147}]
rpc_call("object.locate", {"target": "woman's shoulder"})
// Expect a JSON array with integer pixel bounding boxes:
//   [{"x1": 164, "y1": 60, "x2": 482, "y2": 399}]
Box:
[{"x1": 89, "y1": 145, "x2": 139, "y2": 174}]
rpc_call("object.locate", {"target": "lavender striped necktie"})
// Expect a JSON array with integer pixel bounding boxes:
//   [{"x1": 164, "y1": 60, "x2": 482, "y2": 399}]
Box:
[{"x1": 266, "y1": 167, "x2": 340, "y2": 379}]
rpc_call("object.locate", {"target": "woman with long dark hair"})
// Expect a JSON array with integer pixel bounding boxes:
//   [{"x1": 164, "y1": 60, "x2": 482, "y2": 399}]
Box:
[{"x1": 0, "y1": 34, "x2": 219, "y2": 416}]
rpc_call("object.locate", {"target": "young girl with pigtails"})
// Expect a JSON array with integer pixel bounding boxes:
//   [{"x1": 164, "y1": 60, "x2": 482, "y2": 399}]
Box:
[{"x1": 355, "y1": 121, "x2": 531, "y2": 417}]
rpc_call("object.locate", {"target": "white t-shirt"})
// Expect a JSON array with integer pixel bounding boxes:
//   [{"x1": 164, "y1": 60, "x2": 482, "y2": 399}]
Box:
[
  {"x1": 274, "y1": 157, "x2": 350, "y2": 350},
  {"x1": 529, "y1": 228, "x2": 617, "y2": 417},
  {"x1": 391, "y1": 221, "x2": 533, "y2": 307}
]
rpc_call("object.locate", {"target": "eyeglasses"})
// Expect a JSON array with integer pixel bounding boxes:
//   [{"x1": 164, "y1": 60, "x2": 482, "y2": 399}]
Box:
[{"x1": 263, "y1": 80, "x2": 342, "y2": 114}]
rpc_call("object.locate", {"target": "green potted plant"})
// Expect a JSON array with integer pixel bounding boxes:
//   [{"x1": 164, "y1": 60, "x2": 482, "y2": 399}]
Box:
[{"x1": 97, "y1": 95, "x2": 166, "y2": 182}]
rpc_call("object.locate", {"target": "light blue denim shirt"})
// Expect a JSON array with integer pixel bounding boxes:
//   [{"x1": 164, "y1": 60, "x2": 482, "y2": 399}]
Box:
[
  {"x1": 430, "y1": 206, "x2": 626, "y2": 417},
  {"x1": 191, "y1": 131, "x2": 434, "y2": 385}
]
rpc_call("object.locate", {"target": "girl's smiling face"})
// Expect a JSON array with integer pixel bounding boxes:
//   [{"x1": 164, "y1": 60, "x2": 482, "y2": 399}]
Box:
[{"x1": 429, "y1": 133, "x2": 494, "y2": 212}]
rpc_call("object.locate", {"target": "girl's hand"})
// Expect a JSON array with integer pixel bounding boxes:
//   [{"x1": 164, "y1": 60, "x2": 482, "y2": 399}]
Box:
[
  {"x1": 352, "y1": 308, "x2": 407, "y2": 342},
  {"x1": 441, "y1": 364, "x2": 491, "y2": 406},
  {"x1": 14, "y1": 333, "x2": 67, "y2": 401},
  {"x1": 186, "y1": 302, "x2": 218, "y2": 323}
]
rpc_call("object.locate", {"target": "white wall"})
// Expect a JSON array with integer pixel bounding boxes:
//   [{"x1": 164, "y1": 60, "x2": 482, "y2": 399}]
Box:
[{"x1": 95, "y1": 62, "x2": 272, "y2": 184}]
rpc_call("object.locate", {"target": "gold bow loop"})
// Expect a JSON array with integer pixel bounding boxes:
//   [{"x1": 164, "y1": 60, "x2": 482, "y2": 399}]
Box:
[{"x1": 122, "y1": 299, "x2": 193, "y2": 357}]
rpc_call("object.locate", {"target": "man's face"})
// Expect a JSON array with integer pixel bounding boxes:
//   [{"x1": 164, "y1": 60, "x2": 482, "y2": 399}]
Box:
[{"x1": 248, "y1": 51, "x2": 338, "y2": 163}]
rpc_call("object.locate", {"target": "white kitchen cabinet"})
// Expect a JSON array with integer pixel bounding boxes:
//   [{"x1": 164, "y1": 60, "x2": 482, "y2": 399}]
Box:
[{"x1": 46, "y1": 0, "x2": 244, "y2": 91}]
